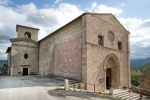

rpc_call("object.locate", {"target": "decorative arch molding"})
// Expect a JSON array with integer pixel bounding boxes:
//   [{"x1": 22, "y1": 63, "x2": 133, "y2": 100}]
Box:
[
  {"x1": 103, "y1": 53, "x2": 120, "y2": 71},
  {"x1": 103, "y1": 53, "x2": 121, "y2": 90}
]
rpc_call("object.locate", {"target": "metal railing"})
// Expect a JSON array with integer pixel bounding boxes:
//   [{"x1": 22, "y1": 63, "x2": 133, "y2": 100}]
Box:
[{"x1": 71, "y1": 79, "x2": 110, "y2": 95}]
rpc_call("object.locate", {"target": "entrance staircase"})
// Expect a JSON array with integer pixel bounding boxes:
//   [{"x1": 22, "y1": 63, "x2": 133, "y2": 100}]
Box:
[{"x1": 113, "y1": 89, "x2": 140, "y2": 100}]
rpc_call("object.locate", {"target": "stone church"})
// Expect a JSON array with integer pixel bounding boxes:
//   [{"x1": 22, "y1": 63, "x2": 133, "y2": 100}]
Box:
[{"x1": 6, "y1": 13, "x2": 130, "y2": 91}]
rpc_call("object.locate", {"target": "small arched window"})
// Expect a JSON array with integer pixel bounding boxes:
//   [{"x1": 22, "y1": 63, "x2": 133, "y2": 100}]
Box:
[{"x1": 24, "y1": 32, "x2": 31, "y2": 38}]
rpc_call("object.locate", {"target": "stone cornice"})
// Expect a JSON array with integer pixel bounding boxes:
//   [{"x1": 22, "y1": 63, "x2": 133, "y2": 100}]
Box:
[
  {"x1": 10, "y1": 37, "x2": 39, "y2": 46},
  {"x1": 12, "y1": 44, "x2": 39, "y2": 48},
  {"x1": 86, "y1": 42, "x2": 128, "y2": 53},
  {"x1": 16, "y1": 24, "x2": 40, "y2": 32}
]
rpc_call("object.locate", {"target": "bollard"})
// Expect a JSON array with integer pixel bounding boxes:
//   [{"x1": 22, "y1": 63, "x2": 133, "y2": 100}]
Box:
[
  {"x1": 110, "y1": 87, "x2": 113, "y2": 95},
  {"x1": 64, "y1": 79, "x2": 69, "y2": 90}
]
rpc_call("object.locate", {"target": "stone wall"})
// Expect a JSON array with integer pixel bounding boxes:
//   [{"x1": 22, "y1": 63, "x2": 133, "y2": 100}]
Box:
[
  {"x1": 85, "y1": 14, "x2": 130, "y2": 91},
  {"x1": 7, "y1": 50, "x2": 11, "y2": 75},
  {"x1": 132, "y1": 85, "x2": 150, "y2": 96},
  {"x1": 39, "y1": 18, "x2": 82, "y2": 80},
  {"x1": 10, "y1": 40, "x2": 39, "y2": 76}
]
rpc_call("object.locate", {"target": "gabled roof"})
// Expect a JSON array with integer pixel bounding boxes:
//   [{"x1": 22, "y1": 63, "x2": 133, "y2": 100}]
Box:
[
  {"x1": 16, "y1": 24, "x2": 40, "y2": 32},
  {"x1": 91, "y1": 13, "x2": 128, "y2": 31},
  {"x1": 6, "y1": 47, "x2": 11, "y2": 53},
  {"x1": 38, "y1": 13, "x2": 130, "y2": 42},
  {"x1": 38, "y1": 13, "x2": 86, "y2": 42},
  {"x1": 10, "y1": 37, "x2": 39, "y2": 45}
]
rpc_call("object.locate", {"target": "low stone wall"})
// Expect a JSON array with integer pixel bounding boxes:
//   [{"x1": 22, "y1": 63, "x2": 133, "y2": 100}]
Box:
[
  {"x1": 132, "y1": 85, "x2": 150, "y2": 96},
  {"x1": 69, "y1": 83, "x2": 85, "y2": 89}
]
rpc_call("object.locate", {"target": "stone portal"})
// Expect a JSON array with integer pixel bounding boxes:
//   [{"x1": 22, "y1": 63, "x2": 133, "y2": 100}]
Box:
[{"x1": 104, "y1": 54, "x2": 120, "y2": 89}]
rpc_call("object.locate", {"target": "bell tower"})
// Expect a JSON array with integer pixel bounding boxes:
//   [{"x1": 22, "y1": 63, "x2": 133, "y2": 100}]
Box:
[{"x1": 16, "y1": 24, "x2": 40, "y2": 41}]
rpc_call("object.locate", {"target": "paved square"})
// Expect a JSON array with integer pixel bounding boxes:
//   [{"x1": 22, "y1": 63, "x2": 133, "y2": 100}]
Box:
[{"x1": 0, "y1": 76, "x2": 65, "y2": 100}]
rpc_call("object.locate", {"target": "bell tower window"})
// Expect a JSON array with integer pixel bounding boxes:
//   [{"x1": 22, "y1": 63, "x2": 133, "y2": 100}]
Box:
[{"x1": 24, "y1": 32, "x2": 31, "y2": 38}]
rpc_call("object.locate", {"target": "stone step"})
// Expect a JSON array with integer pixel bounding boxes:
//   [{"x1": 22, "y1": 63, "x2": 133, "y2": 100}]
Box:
[
  {"x1": 113, "y1": 90, "x2": 140, "y2": 100},
  {"x1": 126, "y1": 96, "x2": 140, "y2": 100},
  {"x1": 111, "y1": 89, "x2": 141, "y2": 100},
  {"x1": 121, "y1": 95, "x2": 139, "y2": 100},
  {"x1": 116, "y1": 91, "x2": 138, "y2": 95},
  {"x1": 115, "y1": 92, "x2": 139, "y2": 97},
  {"x1": 116, "y1": 96, "x2": 139, "y2": 100},
  {"x1": 113, "y1": 89, "x2": 129, "y2": 94},
  {"x1": 114, "y1": 91, "x2": 128, "y2": 95},
  {"x1": 115, "y1": 93, "x2": 139, "y2": 99}
]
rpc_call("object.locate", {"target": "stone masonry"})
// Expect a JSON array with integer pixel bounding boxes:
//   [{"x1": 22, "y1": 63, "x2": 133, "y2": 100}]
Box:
[{"x1": 6, "y1": 13, "x2": 130, "y2": 92}]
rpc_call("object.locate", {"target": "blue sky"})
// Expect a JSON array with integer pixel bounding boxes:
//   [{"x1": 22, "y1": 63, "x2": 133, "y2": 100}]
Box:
[
  {"x1": 6, "y1": 0, "x2": 150, "y2": 20},
  {"x1": 0, "y1": 0, "x2": 150, "y2": 60}
]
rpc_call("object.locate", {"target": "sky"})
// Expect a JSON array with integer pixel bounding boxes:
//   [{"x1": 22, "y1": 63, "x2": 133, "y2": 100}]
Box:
[{"x1": 0, "y1": 0, "x2": 150, "y2": 60}]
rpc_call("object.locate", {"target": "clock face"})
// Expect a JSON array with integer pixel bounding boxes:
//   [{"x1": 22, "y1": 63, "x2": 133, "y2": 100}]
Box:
[{"x1": 24, "y1": 53, "x2": 28, "y2": 59}]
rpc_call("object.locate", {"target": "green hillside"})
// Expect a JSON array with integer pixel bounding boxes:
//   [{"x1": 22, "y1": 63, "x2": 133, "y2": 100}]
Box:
[
  {"x1": 130, "y1": 57, "x2": 150, "y2": 67},
  {"x1": 131, "y1": 63, "x2": 149, "y2": 86},
  {"x1": 131, "y1": 63, "x2": 149, "y2": 70},
  {"x1": 131, "y1": 70, "x2": 143, "y2": 76}
]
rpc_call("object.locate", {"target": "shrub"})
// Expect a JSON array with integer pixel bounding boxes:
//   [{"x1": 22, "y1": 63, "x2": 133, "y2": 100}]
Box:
[
  {"x1": 73, "y1": 90, "x2": 77, "y2": 92},
  {"x1": 68, "y1": 88, "x2": 72, "y2": 91}
]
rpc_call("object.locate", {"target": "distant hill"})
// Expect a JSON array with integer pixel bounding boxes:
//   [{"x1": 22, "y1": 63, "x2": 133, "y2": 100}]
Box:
[
  {"x1": 131, "y1": 63, "x2": 149, "y2": 70},
  {"x1": 130, "y1": 57, "x2": 150, "y2": 68},
  {"x1": 0, "y1": 60, "x2": 7, "y2": 68}
]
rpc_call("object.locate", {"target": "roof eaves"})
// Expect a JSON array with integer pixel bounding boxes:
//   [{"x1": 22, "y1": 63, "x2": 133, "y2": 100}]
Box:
[
  {"x1": 6, "y1": 47, "x2": 11, "y2": 53},
  {"x1": 16, "y1": 24, "x2": 40, "y2": 32},
  {"x1": 10, "y1": 38, "x2": 39, "y2": 45}
]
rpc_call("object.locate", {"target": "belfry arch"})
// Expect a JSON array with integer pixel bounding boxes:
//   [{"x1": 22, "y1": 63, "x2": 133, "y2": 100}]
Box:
[
  {"x1": 24, "y1": 32, "x2": 31, "y2": 38},
  {"x1": 103, "y1": 53, "x2": 120, "y2": 89}
]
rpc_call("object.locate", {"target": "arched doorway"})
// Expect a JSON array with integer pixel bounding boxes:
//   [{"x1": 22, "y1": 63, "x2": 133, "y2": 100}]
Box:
[{"x1": 104, "y1": 54, "x2": 120, "y2": 89}]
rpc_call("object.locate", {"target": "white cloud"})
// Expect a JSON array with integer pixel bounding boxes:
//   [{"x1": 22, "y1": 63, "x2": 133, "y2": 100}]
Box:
[
  {"x1": 0, "y1": 1, "x2": 150, "y2": 60},
  {"x1": 0, "y1": 2, "x2": 83, "y2": 59},
  {"x1": 86, "y1": 2, "x2": 122, "y2": 16},
  {"x1": 94, "y1": 5, "x2": 122, "y2": 16},
  {"x1": 121, "y1": 4, "x2": 125, "y2": 6},
  {"x1": 118, "y1": 18, "x2": 150, "y2": 59},
  {"x1": 91, "y1": 2, "x2": 97, "y2": 9},
  {"x1": 0, "y1": 0, "x2": 12, "y2": 5},
  {"x1": 0, "y1": 49, "x2": 5, "y2": 53},
  {"x1": 54, "y1": 0, "x2": 62, "y2": 4}
]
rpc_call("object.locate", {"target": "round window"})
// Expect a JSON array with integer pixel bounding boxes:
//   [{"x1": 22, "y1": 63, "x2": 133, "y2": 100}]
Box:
[
  {"x1": 24, "y1": 53, "x2": 28, "y2": 59},
  {"x1": 108, "y1": 32, "x2": 114, "y2": 42}
]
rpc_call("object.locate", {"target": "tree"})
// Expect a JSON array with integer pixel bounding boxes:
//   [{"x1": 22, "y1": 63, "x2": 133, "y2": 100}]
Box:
[{"x1": 138, "y1": 64, "x2": 150, "y2": 88}]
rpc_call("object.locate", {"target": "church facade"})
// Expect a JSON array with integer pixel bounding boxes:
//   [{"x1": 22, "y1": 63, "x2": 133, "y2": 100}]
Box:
[{"x1": 6, "y1": 13, "x2": 130, "y2": 91}]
